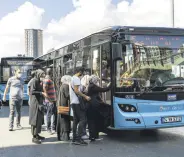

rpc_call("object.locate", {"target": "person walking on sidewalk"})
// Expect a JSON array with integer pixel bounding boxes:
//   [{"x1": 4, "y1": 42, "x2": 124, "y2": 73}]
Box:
[{"x1": 3, "y1": 69, "x2": 24, "y2": 131}]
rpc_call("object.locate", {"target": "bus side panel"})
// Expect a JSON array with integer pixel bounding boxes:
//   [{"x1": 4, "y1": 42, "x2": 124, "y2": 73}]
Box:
[
  {"x1": 0, "y1": 84, "x2": 29, "y2": 101},
  {"x1": 113, "y1": 97, "x2": 145, "y2": 129},
  {"x1": 23, "y1": 84, "x2": 29, "y2": 101}
]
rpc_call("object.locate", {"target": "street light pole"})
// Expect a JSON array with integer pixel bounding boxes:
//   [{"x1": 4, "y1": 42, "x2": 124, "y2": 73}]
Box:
[{"x1": 172, "y1": 0, "x2": 175, "y2": 27}]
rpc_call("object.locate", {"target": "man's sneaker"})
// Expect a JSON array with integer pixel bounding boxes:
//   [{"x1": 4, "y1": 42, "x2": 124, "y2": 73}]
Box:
[
  {"x1": 72, "y1": 139, "x2": 88, "y2": 146},
  {"x1": 9, "y1": 128, "x2": 13, "y2": 131},
  {"x1": 37, "y1": 135, "x2": 45, "y2": 140},
  {"x1": 95, "y1": 137, "x2": 103, "y2": 141},
  {"x1": 81, "y1": 135, "x2": 89, "y2": 140},
  {"x1": 32, "y1": 138, "x2": 41, "y2": 144},
  {"x1": 51, "y1": 130, "x2": 56, "y2": 134},
  {"x1": 16, "y1": 124, "x2": 23, "y2": 129},
  {"x1": 89, "y1": 138, "x2": 96, "y2": 142},
  {"x1": 47, "y1": 129, "x2": 52, "y2": 134}
]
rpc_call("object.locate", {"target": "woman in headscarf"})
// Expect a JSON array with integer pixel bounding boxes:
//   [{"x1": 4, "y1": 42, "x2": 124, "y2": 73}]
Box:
[
  {"x1": 29, "y1": 69, "x2": 47, "y2": 144},
  {"x1": 87, "y1": 75, "x2": 111, "y2": 141},
  {"x1": 57, "y1": 75, "x2": 71, "y2": 141}
]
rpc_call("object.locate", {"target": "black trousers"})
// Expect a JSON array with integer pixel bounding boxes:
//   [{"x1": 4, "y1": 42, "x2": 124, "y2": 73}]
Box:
[
  {"x1": 71, "y1": 103, "x2": 86, "y2": 140},
  {"x1": 87, "y1": 103, "x2": 111, "y2": 139},
  {"x1": 87, "y1": 107, "x2": 99, "y2": 139}
]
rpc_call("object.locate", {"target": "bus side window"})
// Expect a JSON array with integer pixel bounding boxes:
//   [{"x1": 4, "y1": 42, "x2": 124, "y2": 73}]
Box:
[{"x1": 83, "y1": 47, "x2": 91, "y2": 75}]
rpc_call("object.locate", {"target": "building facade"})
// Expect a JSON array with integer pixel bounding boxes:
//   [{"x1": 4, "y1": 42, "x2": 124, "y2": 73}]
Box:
[{"x1": 25, "y1": 29, "x2": 43, "y2": 58}]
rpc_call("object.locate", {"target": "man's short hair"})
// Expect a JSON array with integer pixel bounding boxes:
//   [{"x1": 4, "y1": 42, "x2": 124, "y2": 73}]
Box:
[
  {"x1": 74, "y1": 67, "x2": 85, "y2": 74},
  {"x1": 31, "y1": 70, "x2": 36, "y2": 77}
]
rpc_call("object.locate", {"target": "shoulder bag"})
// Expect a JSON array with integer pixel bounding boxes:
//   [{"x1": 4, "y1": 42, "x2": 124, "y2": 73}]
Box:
[{"x1": 58, "y1": 105, "x2": 70, "y2": 115}]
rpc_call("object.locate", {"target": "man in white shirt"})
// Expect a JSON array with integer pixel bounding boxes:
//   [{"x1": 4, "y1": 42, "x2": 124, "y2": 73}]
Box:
[{"x1": 70, "y1": 67, "x2": 90, "y2": 145}]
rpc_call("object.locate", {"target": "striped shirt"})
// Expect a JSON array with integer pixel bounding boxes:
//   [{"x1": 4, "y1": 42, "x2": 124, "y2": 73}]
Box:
[{"x1": 43, "y1": 76, "x2": 56, "y2": 102}]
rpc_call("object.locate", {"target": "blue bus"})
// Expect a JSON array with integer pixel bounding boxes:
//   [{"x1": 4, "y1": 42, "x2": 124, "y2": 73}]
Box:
[
  {"x1": 0, "y1": 56, "x2": 36, "y2": 104},
  {"x1": 34, "y1": 26, "x2": 184, "y2": 131}
]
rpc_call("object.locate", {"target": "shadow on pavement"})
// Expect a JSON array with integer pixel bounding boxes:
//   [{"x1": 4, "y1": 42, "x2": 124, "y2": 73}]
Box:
[
  {"x1": 105, "y1": 129, "x2": 184, "y2": 143},
  {"x1": 0, "y1": 106, "x2": 29, "y2": 118},
  {"x1": 0, "y1": 133, "x2": 184, "y2": 157}
]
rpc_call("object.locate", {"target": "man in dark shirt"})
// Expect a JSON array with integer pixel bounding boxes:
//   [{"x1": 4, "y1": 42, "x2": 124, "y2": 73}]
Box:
[{"x1": 43, "y1": 68, "x2": 57, "y2": 134}]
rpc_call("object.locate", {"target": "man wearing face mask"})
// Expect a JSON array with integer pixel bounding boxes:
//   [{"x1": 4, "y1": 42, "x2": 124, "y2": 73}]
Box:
[{"x1": 3, "y1": 69, "x2": 24, "y2": 131}]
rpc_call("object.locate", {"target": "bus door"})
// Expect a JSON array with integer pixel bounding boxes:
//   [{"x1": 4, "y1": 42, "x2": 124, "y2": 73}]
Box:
[
  {"x1": 91, "y1": 43, "x2": 111, "y2": 104},
  {"x1": 91, "y1": 42, "x2": 111, "y2": 131}
]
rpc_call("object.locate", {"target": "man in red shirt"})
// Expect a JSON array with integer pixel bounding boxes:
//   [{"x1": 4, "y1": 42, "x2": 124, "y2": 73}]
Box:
[{"x1": 43, "y1": 68, "x2": 57, "y2": 134}]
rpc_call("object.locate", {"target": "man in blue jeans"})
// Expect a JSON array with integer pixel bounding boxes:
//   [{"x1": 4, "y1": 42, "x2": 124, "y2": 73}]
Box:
[
  {"x1": 43, "y1": 68, "x2": 57, "y2": 134},
  {"x1": 3, "y1": 69, "x2": 24, "y2": 131}
]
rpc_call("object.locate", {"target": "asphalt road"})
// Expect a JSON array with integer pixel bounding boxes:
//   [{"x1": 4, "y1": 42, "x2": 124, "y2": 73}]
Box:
[{"x1": 0, "y1": 106, "x2": 184, "y2": 157}]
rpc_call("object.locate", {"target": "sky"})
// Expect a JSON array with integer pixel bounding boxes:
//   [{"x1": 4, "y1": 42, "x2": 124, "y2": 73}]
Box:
[{"x1": 0, "y1": 0, "x2": 183, "y2": 58}]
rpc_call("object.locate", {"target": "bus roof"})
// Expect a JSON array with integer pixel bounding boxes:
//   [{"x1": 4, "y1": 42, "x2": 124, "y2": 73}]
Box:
[
  {"x1": 1, "y1": 56, "x2": 34, "y2": 59},
  {"x1": 34, "y1": 25, "x2": 184, "y2": 60}
]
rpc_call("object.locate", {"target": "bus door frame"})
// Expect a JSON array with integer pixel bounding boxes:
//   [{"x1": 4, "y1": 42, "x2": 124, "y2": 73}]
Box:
[{"x1": 91, "y1": 40, "x2": 113, "y2": 128}]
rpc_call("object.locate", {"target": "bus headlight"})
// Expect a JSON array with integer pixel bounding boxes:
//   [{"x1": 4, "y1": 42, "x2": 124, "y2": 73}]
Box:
[{"x1": 118, "y1": 104, "x2": 137, "y2": 112}]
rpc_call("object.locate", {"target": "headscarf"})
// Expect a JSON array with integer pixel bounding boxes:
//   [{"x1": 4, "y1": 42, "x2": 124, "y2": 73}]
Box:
[
  {"x1": 35, "y1": 69, "x2": 45, "y2": 79},
  {"x1": 81, "y1": 75, "x2": 90, "y2": 87},
  {"x1": 61, "y1": 75, "x2": 72, "y2": 85},
  {"x1": 89, "y1": 75, "x2": 100, "y2": 85}
]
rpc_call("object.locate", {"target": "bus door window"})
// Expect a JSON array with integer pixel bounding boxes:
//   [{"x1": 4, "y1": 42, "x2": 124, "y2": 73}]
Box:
[
  {"x1": 101, "y1": 43, "x2": 111, "y2": 104},
  {"x1": 92, "y1": 47, "x2": 100, "y2": 77}
]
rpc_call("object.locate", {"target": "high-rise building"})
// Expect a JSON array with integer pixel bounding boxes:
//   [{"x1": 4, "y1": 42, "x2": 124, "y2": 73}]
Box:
[{"x1": 25, "y1": 29, "x2": 43, "y2": 58}]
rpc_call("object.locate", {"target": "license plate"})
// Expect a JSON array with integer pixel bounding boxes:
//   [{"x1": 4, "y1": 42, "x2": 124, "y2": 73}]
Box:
[{"x1": 161, "y1": 116, "x2": 182, "y2": 123}]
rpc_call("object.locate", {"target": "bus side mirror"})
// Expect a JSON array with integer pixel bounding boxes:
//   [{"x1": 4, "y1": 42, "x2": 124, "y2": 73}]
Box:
[{"x1": 112, "y1": 43, "x2": 122, "y2": 61}]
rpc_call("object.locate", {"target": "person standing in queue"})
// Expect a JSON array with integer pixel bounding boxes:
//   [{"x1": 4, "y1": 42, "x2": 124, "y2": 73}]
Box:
[
  {"x1": 87, "y1": 75, "x2": 111, "y2": 141},
  {"x1": 69, "y1": 67, "x2": 91, "y2": 145},
  {"x1": 27, "y1": 70, "x2": 36, "y2": 106},
  {"x1": 80, "y1": 74, "x2": 90, "y2": 140},
  {"x1": 3, "y1": 69, "x2": 24, "y2": 131},
  {"x1": 43, "y1": 68, "x2": 57, "y2": 134},
  {"x1": 57, "y1": 75, "x2": 71, "y2": 141},
  {"x1": 29, "y1": 69, "x2": 47, "y2": 144}
]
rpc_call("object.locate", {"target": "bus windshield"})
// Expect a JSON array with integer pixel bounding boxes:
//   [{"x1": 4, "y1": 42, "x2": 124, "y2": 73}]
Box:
[
  {"x1": 10, "y1": 65, "x2": 33, "y2": 82},
  {"x1": 116, "y1": 35, "x2": 184, "y2": 91},
  {"x1": 1, "y1": 58, "x2": 34, "y2": 82}
]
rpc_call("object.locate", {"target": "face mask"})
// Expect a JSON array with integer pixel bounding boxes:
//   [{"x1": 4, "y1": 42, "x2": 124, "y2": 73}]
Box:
[{"x1": 17, "y1": 74, "x2": 22, "y2": 78}]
